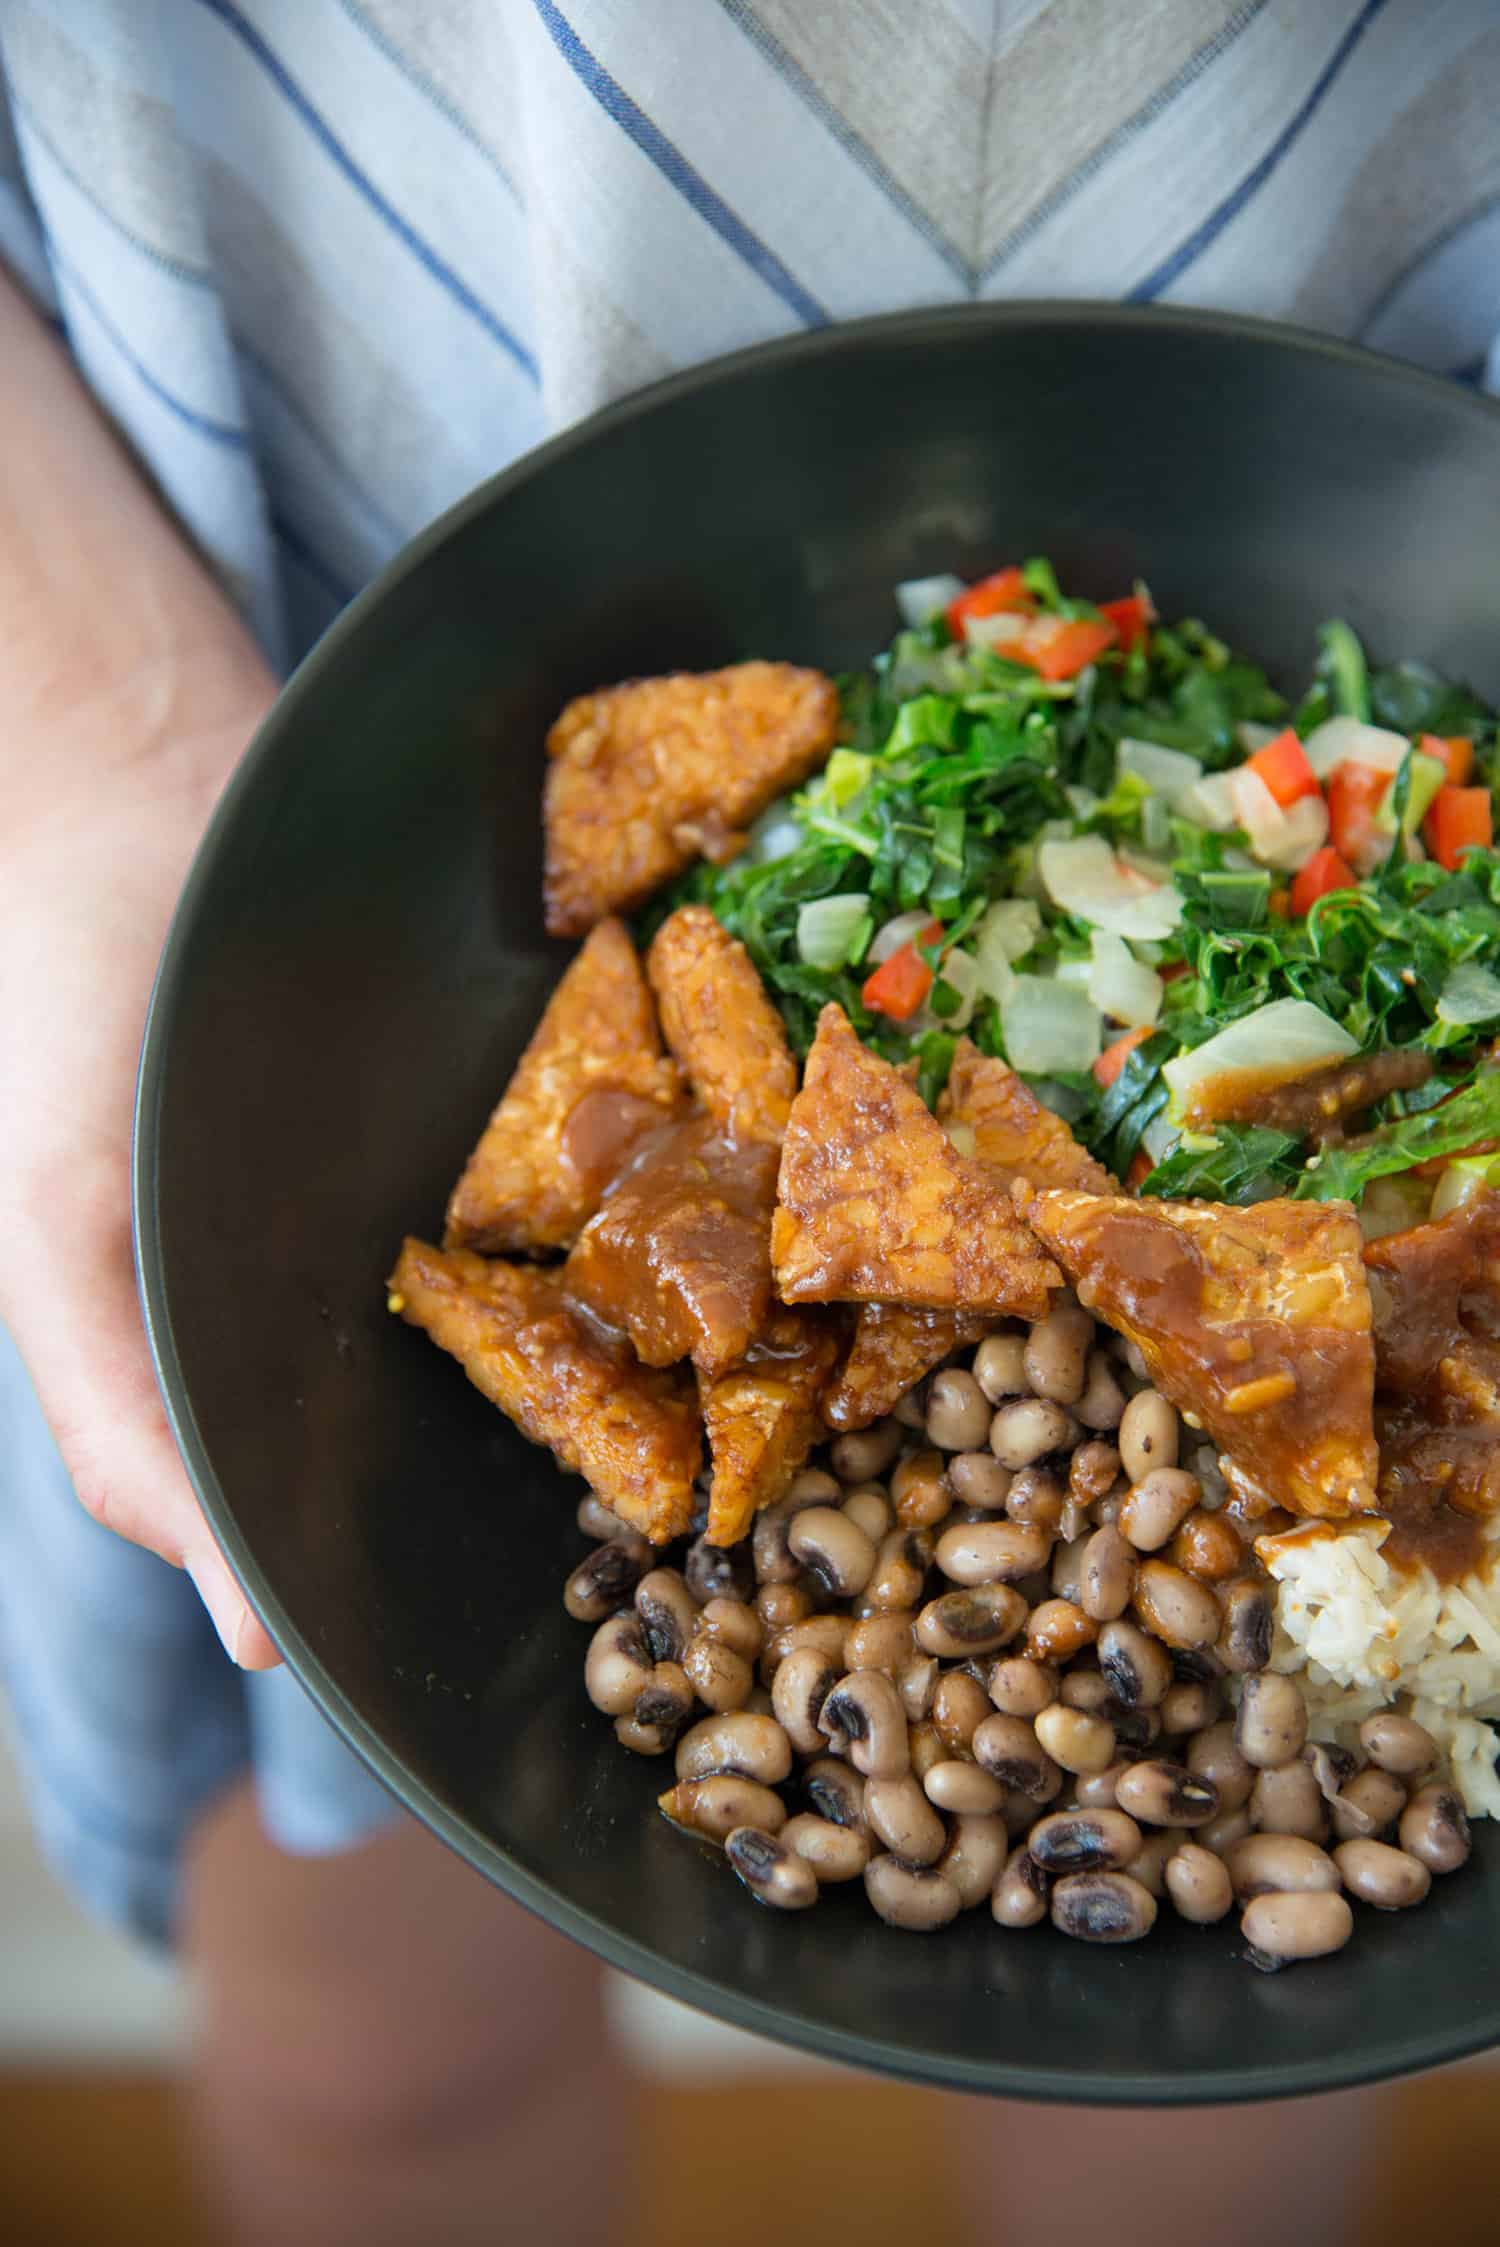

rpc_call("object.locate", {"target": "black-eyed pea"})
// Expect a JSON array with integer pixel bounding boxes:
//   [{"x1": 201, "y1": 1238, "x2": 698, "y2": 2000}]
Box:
[
  {"x1": 1097, "y1": 1619, "x2": 1173, "y2": 1710},
  {"x1": 683, "y1": 1533, "x2": 756, "y2": 1606},
  {"x1": 917, "y1": 1584, "x2": 1029, "y2": 1659},
  {"x1": 897, "y1": 1654, "x2": 940, "y2": 1724},
  {"x1": 658, "y1": 1776, "x2": 787, "y2": 1845},
  {"x1": 1132, "y1": 1559, "x2": 1220, "y2": 1650},
  {"x1": 991, "y1": 1845, "x2": 1049, "y2": 1929},
  {"x1": 1249, "y1": 1760, "x2": 1328, "y2": 1841},
  {"x1": 947, "y1": 1452, "x2": 1012, "y2": 1510},
  {"x1": 1080, "y1": 1524, "x2": 1135, "y2": 1623},
  {"x1": 1167, "y1": 1509, "x2": 1245, "y2": 1583},
  {"x1": 683, "y1": 1633, "x2": 754, "y2": 1713},
  {"x1": 1216, "y1": 1578, "x2": 1274, "y2": 1674},
  {"x1": 585, "y1": 1610, "x2": 655, "y2": 1716},
  {"x1": 933, "y1": 1668, "x2": 993, "y2": 1757},
  {"x1": 614, "y1": 1712, "x2": 677, "y2": 1756},
  {"x1": 577, "y1": 1493, "x2": 624, "y2": 1541},
  {"x1": 1059, "y1": 1667, "x2": 1113, "y2": 1714},
  {"x1": 1224, "y1": 1833, "x2": 1340, "y2": 1904},
  {"x1": 1004, "y1": 1467, "x2": 1067, "y2": 1536},
  {"x1": 937, "y1": 1813, "x2": 1009, "y2": 1908},
  {"x1": 891, "y1": 1448, "x2": 952, "y2": 1530},
  {"x1": 1027, "y1": 1808, "x2": 1142, "y2": 1874},
  {"x1": 756, "y1": 1581, "x2": 813, "y2": 1633},
  {"x1": 829, "y1": 1419, "x2": 903, "y2": 1484},
  {"x1": 771, "y1": 1646, "x2": 839, "y2": 1756},
  {"x1": 1070, "y1": 1440, "x2": 1122, "y2": 1504},
  {"x1": 1159, "y1": 1679, "x2": 1221, "y2": 1735},
  {"x1": 1025, "y1": 1597, "x2": 1098, "y2": 1665},
  {"x1": 818, "y1": 1670, "x2": 911, "y2": 1779},
  {"x1": 864, "y1": 1855, "x2": 962, "y2": 1930},
  {"x1": 988, "y1": 1657, "x2": 1058, "y2": 1720},
  {"x1": 926, "y1": 1368, "x2": 994, "y2": 1452},
  {"x1": 759, "y1": 1613, "x2": 849, "y2": 1688},
  {"x1": 973, "y1": 1332, "x2": 1028, "y2": 1403},
  {"x1": 780, "y1": 1813, "x2": 870, "y2": 1884},
  {"x1": 1034, "y1": 1701, "x2": 1116, "y2": 1776},
  {"x1": 1118, "y1": 1389, "x2": 1179, "y2": 1482},
  {"x1": 696, "y1": 1596, "x2": 763, "y2": 1663},
  {"x1": 990, "y1": 1397, "x2": 1076, "y2": 1470},
  {"x1": 866, "y1": 1526, "x2": 934, "y2": 1613},
  {"x1": 924, "y1": 1760, "x2": 1008, "y2": 1816},
  {"x1": 972, "y1": 1714, "x2": 1062, "y2": 1803},
  {"x1": 1165, "y1": 1842, "x2": 1234, "y2": 1924},
  {"x1": 803, "y1": 1756, "x2": 866, "y2": 1832},
  {"x1": 752, "y1": 1474, "x2": 841, "y2": 1585},
  {"x1": 564, "y1": 1531, "x2": 653, "y2": 1621},
  {"x1": 1399, "y1": 1783, "x2": 1472, "y2": 1875},
  {"x1": 1198, "y1": 1805, "x2": 1253, "y2": 1859},
  {"x1": 725, "y1": 1827, "x2": 818, "y2": 1911},
  {"x1": 1050, "y1": 1871, "x2": 1157, "y2": 1943},
  {"x1": 1073, "y1": 1761, "x2": 1132, "y2": 1810},
  {"x1": 634, "y1": 1569, "x2": 699, "y2": 1666},
  {"x1": 1242, "y1": 1890, "x2": 1353, "y2": 1971},
  {"x1": 675, "y1": 1710, "x2": 792, "y2": 1786},
  {"x1": 909, "y1": 1719, "x2": 947, "y2": 1782},
  {"x1": 1331, "y1": 1766, "x2": 1407, "y2": 1842},
  {"x1": 1075, "y1": 1350, "x2": 1127, "y2": 1433},
  {"x1": 1023, "y1": 1303, "x2": 1095, "y2": 1404},
  {"x1": 1119, "y1": 1469, "x2": 1201, "y2": 1554},
  {"x1": 1121, "y1": 1827, "x2": 1182, "y2": 1899},
  {"x1": 788, "y1": 1507, "x2": 877, "y2": 1600},
  {"x1": 865, "y1": 1773, "x2": 947, "y2": 1867},
  {"x1": 1334, "y1": 1837, "x2": 1432, "y2": 1909},
  {"x1": 1114, "y1": 1760, "x2": 1218, "y2": 1828},
  {"x1": 1360, "y1": 1712, "x2": 1439, "y2": 1779},
  {"x1": 845, "y1": 1611, "x2": 915, "y2": 1675},
  {"x1": 1187, "y1": 1719, "x2": 1254, "y2": 1811},
  {"x1": 841, "y1": 1485, "x2": 895, "y2": 1545},
  {"x1": 1235, "y1": 1673, "x2": 1308, "y2": 1769}
]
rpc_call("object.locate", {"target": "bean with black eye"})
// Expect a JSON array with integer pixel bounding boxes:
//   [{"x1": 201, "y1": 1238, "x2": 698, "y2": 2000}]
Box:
[
  {"x1": 1132, "y1": 1560, "x2": 1220, "y2": 1650},
  {"x1": 1080, "y1": 1524, "x2": 1135, "y2": 1623},
  {"x1": 683, "y1": 1534, "x2": 755, "y2": 1606},
  {"x1": 937, "y1": 1813, "x2": 1009, "y2": 1908},
  {"x1": 1335, "y1": 1837, "x2": 1431, "y2": 1910},
  {"x1": 1034, "y1": 1702, "x2": 1116, "y2": 1777},
  {"x1": 973, "y1": 1332, "x2": 1028, "y2": 1403},
  {"x1": 1111, "y1": 1707, "x2": 1163, "y2": 1755},
  {"x1": 936, "y1": 1520, "x2": 1050, "y2": 1586},
  {"x1": 818, "y1": 1670, "x2": 910, "y2": 1779},
  {"x1": 1098, "y1": 1619, "x2": 1172, "y2": 1710},
  {"x1": 1004, "y1": 1467, "x2": 1067, "y2": 1536},
  {"x1": 841, "y1": 1485, "x2": 894, "y2": 1545},
  {"x1": 932, "y1": 1669, "x2": 992, "y2": 1757},
  {"x1": 846, "y1": 1611, "x2": 914, "y2": 1676},
  {"x1": 891, "y1": 1449, "x2": 952, "y2": 1530},
  {"x1": 1069, "y1": 1441, "x2": 1122, "y2": 1507},
  {"x1": 1025, "y1": 1598, "x2": 1098, "y2": 1666},
  {"x1": 803, "y1": 1756, "x2": 866, "y2": 1832},
  {"x1": 926, "y1": 1367, "x2": 994, "y2": 1452},
  {"x1": 585, "y1": 1610, "x2": 654, "y2": 1716},
  {"x1": 830, "y1": 1419, "x2": 903, "y2": 1484},
  {"x1": 725, "y1": 1827, "x2": 818, "y2": 1911},
  {"x1": 1216, "y1": 1578, "x2": 1274, "y2": 1674},
  {"x1": 675, "y1": 1710, "x2": 793, "y2": 1786},
  {"x1": 780, "y1": 1814, "x2": 870, "y2": 1884},
  {"x1": 1360, "y1": 1712, "x2": 1438, "y2": 1779},
  {"x1": 990, "y1": 1397, "x2": 1076, "y2": 1470},
  {"x1": 917, "y1": 1583, "x2": 1028, "y2": 1659},
  {"x1": 892, "y1": 1382, "x2": 929, "y2": 1429},
  {"x1": 1400, "y1": 1783, "x2": 1471, "y2": 1875},
  {"x1": 991, "y1": 1845, "x2": 1048, "y2": 1929},
  {"x1": 1024, "y1": 1303, "x2": 1095, "y2": 1404},
  {"x1": 1115, "y1": 1760, "x2": 1218, "y2": 1828},
  {"x1": 1165, "y1": 1842, "x2": 1234, "y2": 1924},
  {"x1": 753, "y1": 1472, "x2": 842, "y2": 1585},
  {"x1": 1235, "y1": 1673, "x2": 1308, "y2": 1770},
  {"x1": 1187, "y1": 1720, "x2": 1253, "y2": 1812},
  {"x1": 1075, "y1": 1351, "x2": 1127, "y2": 1434},
  {"x1": 1250, "y1": 1760, "x2": 1327, "y2": 1841},
  {"x1": 972, "y1": 1714, "x2": 1061, "y2": 1802},
  {"x1": 564, "y1": 1531, "x2": 653, "y2": 1621},
  {"x1": 658, "y1": 1776, "x2": 787, "y2": 1844},
  {"x1": 948, "y1": 1452, "x2": 1012, "y2": 1511},
  {"x1": 1160, "y1": 1680, "x2": 1220, "y2": 1736},
  {"x1": 771, "y1": 1646, "x2": 839, "y2": 1757},
  {"x1": 1118, "y1": 1389, "x2": 1178, "y2": 1482},
  {"x1": 576, "y1": 1493, "x2": 624, "y2": 1541},
  {"x1": 864, "y1": 1855, "x2": 962, "y2": 1931},
  {"x1": 1028, "y1": 1808, "x2": 1142, "y2": 1874},
  {"x1": 1302, "y1": 1741, "x2": 1357, "y2": 1806},
  {"x1": 1051, "y1": 1871, "x2": 1157, "y2": 1944},
  {"x1": 988, "y1": 1657, "x2": 1057, "y2": 1720},
  {"x1": 614, "y1": 1713, "x2": 675, "y2": 1756},
  {"x1": 866, "y1": 1526, "x2": 934, "y2": 1613},
  {"x1": 1331, "y1": 1767, "x2": 1407, "y2": 1842},
  {"x1": 788, "y1": 1507, "x2": 876, "y2": 1600},
  {"x1": 1119, "y1": 1470, "x2": 1201, "y2": 1555},
  {"x1": 865, "y1": 1774, "x2": 947, "y2": 1867},
  {"x1": 1242, "y1": 1890, "x2": 1352, "y2": 1971},
  {"x1": 760, "y1": 1614, "x2": 849, "y2": 1688},
  {"x1": 683, "y1": 1633, "x2": 754, "y2": 1713},
  {"x1": 924, "y1": 1760, "x2": 1007, "y2": 1816},
  {"x1": 1225, "y1": 1833, "x2": 1340, "y2": 1904},
  {"x1": 634, "y1": 1569, "x2": 699, "y2": 1665},
  {"x1": 696, "y1": 1597, "x2": 763, "y2": 1663},
  {"x1": 897, "y1": 1654, "x2": 939, "y2": 1724}
]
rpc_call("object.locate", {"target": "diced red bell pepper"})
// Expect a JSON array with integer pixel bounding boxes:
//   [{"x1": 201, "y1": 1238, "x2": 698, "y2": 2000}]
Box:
[
  {"x1": 1420, "y1": 733, "x2": 1476, "y2": 785},
  {"x1": 1289, "y1": 844, "x2": 1357, "y2": 918},
  {"x1": 1100, "y1": 593, "x2": 1155, "y2": 654},
  {"x1": 1125, "y1": 1149, "x2": 1154, "y2": 1192},
  {"x1": 1245, "y1": 727, "x2": 1320, "y2": 809},
  {"x1": 1093, "y1": 1023, "x2": 1152, "y2": 1090},
  {"x1": 1424, "y1": 784, "x2": 1493, "y2": 871},
  {"x1": 1016, "y1": 614, "x2": 1118, "y2": 681},
  {"x1": 861, "y1": 919, "x2": 944, "y2": 1022},
  {"x1": 1325, "y1": 760, "x2": 1392, "y2": 874},
  {"x1": 945, "y1": 567, "x2": 1032, "y2": 639}
]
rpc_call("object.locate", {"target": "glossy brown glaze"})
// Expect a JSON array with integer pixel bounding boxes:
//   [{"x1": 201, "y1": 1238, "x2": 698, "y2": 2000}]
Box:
[
  {"x1": 1181, "y1": 1049, "x2": 1433, "y2": 1138},
  {"x1": 564, "y1": 1114, "x2": 779, "y2": 1379},
  {"x1": 699, "y1": 1309, "x2": 844, "y2": 1547}
]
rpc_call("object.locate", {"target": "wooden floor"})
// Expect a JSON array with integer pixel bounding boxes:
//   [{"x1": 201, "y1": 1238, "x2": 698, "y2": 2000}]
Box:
[{"x1": 3, "y1": 2066, "x2": 1498, "y2": 2247}]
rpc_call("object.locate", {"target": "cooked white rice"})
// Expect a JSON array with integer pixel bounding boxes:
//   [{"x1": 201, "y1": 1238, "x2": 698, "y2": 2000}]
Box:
[{"x1": 1260, "y1": 1519, "x2": 1500, "y2": 1821}]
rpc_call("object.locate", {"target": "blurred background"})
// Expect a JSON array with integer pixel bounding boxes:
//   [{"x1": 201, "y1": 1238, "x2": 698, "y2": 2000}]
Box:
[{"x1": 4, "y1": 1711, "x2": 1497, "y2": 2247}]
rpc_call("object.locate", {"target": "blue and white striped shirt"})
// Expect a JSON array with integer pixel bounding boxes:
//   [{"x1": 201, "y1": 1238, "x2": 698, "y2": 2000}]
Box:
[{"x1": 4, "y1": 0, "x2": 1500, "y2": 1941}]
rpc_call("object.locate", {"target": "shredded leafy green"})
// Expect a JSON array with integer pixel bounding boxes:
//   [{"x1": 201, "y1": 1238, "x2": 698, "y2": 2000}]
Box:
[{"x1": 647, "y1": 581, "x2": 1500, "y2": 1209}]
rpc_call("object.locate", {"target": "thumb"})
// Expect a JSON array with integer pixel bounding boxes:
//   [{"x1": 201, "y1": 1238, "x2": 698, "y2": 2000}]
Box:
[{"x1": 7, "y1": 1196, "x2": 281, "y2": 1671}]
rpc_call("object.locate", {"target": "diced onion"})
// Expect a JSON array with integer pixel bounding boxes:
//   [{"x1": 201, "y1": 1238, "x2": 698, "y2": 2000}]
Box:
[
  {"x1": 1437, "y1": 960, "x2": 1500, "y2": 1027},
  {"x1": 1037, "y1": 834, "x2": 1183, "y2": 941},
  {"x1": 1088, "y1": 930, "x2": 1163, "y2": 1028},
  {"x1": 1055, "y1": 957, "x2": 1094, "y2": 987},
  {"x1": 1303, "y1": 716, "x2": 1411, "y2": 780},
  {"x1": 1229, "y1": 766, "x2": 1288, "y2": 861},
  {"x1": 749, "y1": 804, "x2": 802, "y2": 863},
  {"x1": 868, "y1": 909, "x2": 935, "y2": 965},
  {"x1": 1256, "y1": 792, "x2": 1330, "y2": 873},
  {"x1": 796, "y1": 893, "x2": 871, "y2": 971},
  {"x1": 1177, "y1": 771, "x2": 1238, "y2": 833},
  {"x1": 1141, "y1": 794, "x2": 1174, "y2": 853},
  {"x1": 1001, "y1": 975, "x2": 1103, "y2": 1075},
  {"x1": 1431, "y1": 1158, "x2": 1499, "y2": 1222},
  {"x1": 1140, "y1": 1112, "x2": 1180, "y2": 1166},
  {"x1": 1065, "y1": 784, "x2": 1101, "y2": 818},
  {"x1": 895, "y1": 573, "x2": 964, "y2": 627},
  {"x1": 1162, "y1": 999, "x2": 1359, "y2": 1122},
  {"x1": 913, "y1": 946, "x2": 981, "y2": 1035},
  {"x1": 1118, "y1": 738, "x2": 1204, "y2": 804},
  {"x1": 975, "y1": 897, "x2": 1042, "y2": 968},
  {"x1": 964, "y1": 610, "x2": 1030, "y2": 650},
  {"x1": 1116, "y1": 845, "x2": 1173, "y2": 885}
]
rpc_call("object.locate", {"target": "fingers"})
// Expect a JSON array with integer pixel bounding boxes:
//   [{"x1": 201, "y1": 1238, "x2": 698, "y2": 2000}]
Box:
[{"x1": 4, "y1": 1185, "x2": 283, "y2": 1671}]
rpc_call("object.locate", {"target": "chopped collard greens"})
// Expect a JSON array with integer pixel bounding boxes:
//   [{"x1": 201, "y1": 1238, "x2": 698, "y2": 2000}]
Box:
[{"x1": 647, "y1": 564, "x2": 1500, "y2": 1214}]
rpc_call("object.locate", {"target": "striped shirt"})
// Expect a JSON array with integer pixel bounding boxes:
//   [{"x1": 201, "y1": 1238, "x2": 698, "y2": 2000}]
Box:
[{"x1": 4, "y1": 0, "x2": 1500, "y2": 1941}]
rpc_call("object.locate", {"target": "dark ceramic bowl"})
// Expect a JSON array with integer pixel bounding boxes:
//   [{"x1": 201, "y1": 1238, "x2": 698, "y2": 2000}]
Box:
[{"x1": 136, "y1": 305, "x2": 1500, "y2": 2103}]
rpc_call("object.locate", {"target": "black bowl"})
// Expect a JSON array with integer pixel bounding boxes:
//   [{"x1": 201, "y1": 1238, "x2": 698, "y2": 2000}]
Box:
[{"x1": 136, "y1": 304, "x2": 1500, "y2": 2103}]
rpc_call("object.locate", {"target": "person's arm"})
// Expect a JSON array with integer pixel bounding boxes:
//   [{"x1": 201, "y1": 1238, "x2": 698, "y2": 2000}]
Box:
[{"x1": 0, "y1": 262, "x2": 280, "y2": 1665}]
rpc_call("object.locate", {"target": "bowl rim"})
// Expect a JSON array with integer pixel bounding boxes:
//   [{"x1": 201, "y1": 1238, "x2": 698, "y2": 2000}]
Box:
[{"x1": 135, "y1": 299, "x2": 1500, "y2": 2104}]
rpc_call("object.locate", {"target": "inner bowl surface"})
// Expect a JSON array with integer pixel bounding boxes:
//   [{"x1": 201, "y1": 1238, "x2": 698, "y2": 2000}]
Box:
[{"x1": 137, "y1": 304, "x2": 1500, "y2": 2102}]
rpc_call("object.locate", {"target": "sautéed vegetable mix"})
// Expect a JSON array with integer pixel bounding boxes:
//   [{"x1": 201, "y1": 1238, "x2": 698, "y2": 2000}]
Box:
[{"x1": 659, "y1": 563, "x2": 1500, "y2": 1228}]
